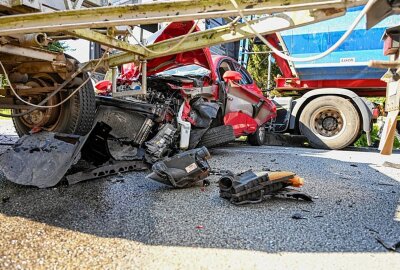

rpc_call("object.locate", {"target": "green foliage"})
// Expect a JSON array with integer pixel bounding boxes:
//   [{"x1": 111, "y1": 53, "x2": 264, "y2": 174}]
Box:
[
  {"x1": 354, "y1": 123, "x2": 400, "y2": 149},
  {"x1": 48, "y1": 41, "x2": 74, "y2": 52},
  {"x1": 354, "y1": 124, "x2": 380, "y2": 147},
  {"x1": 0, "y1": 74, "x2": 7, "y2": 89},
  {"x1": 246, "y1": 43, "x2": 281, "y2": 93},
  {"x1": 367, "y1": 97, "x2": 385, "y2": 104}
]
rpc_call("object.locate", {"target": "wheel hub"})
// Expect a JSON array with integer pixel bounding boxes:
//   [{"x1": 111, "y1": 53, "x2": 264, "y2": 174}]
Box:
[
  {"x1": 19, "y1": 76, "x2": 61, "y2": 130},
  {"x1": 22, "y1": 110, "x2": 46, "y2": 125},
  {"x1": 322, "y1": 117, "x2": 338, "y2": 131},
  {"x1": 313, "y1": 109, "x2": 344, "y2": 137}
]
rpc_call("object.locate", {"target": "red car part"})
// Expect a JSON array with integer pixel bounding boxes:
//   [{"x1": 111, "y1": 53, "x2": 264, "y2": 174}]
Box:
[{"x1": 104, "y1": 21, "x2": 277, "y2": 138}]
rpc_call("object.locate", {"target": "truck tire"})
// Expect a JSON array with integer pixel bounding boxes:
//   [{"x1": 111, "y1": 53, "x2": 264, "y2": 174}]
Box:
[
  {"x1": 299, "y1": 96, "x2": 360, "y2": 149},
  {"x1": 198, "y1": 125, "x2": 236, "y2": 149},
  {"x1": 248, "y1": 126, "x2": 265, "y2": 146},
  {"x1": 13, "y1": 73, "x2": 96, "y2": 136}
]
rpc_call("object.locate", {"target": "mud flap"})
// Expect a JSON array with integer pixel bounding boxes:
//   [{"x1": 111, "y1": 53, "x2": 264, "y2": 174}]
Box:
[
  {"x1": 147, "y1": 146, "x2": 211, "y2": 188},
  {"x1": 0, "y1": 132, "x2": 85, "y2": 188}
]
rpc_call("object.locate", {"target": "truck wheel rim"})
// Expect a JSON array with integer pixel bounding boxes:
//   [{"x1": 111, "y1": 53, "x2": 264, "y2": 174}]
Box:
[
  {"x1": 18, "y1": 76, "x2": 61, "y2": 131},
  {"x1": 310, "y1": 107, "x2": 345, "y2": 139}
]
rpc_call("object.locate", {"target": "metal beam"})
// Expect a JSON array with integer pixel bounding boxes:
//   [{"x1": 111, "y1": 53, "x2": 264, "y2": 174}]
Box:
[
  {"x1": 0, "y1": 0, "x2": 11, "y2": 8},
  {"x1": 0, "y1": 54, "x2": 39, "y2": 63},
  {"x1": 73, "y1": 0, "x2": 85, "y2": 9},
  {"x1": 10, "y1": 0, "x2": 41, "y2": 10},
  {"x1": 108, "y1": 8, "x2": 345, "y2": 67},
  {"x1": 66, "y1": 29, "x2": 148, "y2": 55},
  {"x1": 0, "y1": 0, "x2": 366, "y2": 36},
  {"x1": 146, "y1": 9, "x2": 346, "y2": 59},
  {"x1": 0, "y1": 0, "x2": 41, "y2": 13},
  {"x1": 64, "y1": 0, "x2": 73, "y2": 10},
  {"x1": 0, "y1": 44, "x2": 60, "y2": 61},
  {"x1": 0, "y1": 87, "x2": 57, "y2": 96}
]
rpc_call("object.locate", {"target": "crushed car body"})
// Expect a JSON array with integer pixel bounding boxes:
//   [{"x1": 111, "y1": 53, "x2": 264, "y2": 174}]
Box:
[
  {"x1": 0, "y1": 21, "x2": 277, "y2": 188},
  {"x1": 96, "y1": 21, "x2": 277, "y2": 147}
]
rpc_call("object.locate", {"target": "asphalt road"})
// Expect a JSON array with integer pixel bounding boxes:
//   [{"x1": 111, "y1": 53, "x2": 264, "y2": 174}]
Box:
[{"x1": 0, "y1": 120, "x2": 400, "y2": 269}]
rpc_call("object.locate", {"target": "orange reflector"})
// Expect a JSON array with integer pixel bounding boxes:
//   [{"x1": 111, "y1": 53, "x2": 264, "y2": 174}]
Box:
[{"x1": 289, "y1": 176, "x2": 304, "y2": 187}]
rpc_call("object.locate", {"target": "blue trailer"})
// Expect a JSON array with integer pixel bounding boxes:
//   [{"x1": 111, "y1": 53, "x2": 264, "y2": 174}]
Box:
[{"x1": 275, "y1": 6, "x2": 399, "y2": 96}]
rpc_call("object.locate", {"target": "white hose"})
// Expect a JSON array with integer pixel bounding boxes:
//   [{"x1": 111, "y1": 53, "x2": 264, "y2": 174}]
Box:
[{"x1": 229, "y1": 0, "x2": 376, "y2": 62}]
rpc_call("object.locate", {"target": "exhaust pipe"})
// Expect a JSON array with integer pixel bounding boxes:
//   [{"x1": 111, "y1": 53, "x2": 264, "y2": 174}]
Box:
[{"x1": 19, "y1": 33, "x2": 49, "y2": 47}]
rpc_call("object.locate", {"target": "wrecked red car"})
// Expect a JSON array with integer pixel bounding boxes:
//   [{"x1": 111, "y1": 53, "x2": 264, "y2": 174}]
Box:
[
  {"x1": 97, "y1": 21, "x2": 277, "y2": 148},
  {"x1": 0, "y1": 21, "x2": 277, "y2": 188}
]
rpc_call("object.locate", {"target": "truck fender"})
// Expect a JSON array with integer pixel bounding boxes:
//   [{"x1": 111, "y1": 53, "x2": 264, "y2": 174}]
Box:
[{"x1": 289, "y1": 88, "x2": 372, "y2": 134}]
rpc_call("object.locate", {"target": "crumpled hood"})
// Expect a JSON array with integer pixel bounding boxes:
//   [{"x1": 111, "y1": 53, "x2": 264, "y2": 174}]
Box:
[{"x1": 122, "y1": 21, "x2": 213, "y2": 77}]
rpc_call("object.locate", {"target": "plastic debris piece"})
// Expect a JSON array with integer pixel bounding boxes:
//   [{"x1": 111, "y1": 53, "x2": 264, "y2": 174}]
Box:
[
  {"x1": 109, "y1": 177, "x2": 125, "y2": 184},
  {"x1": 147, "y1": 147, "x2": 211, "y2": 188},
  {"x1": 30, "y1": 127, "x2": 43, "y2": 134},
  {"x1": 365, "y1": 226, "x2": 379, "y2": 234},
  {"x1": 218, "y1": 170, "x2": 309, "y2": 205},
  {"x1": 383, "y1": 161, "x2": 400, "y2": 169},
  {"x1": 274, "y1": 189, "x2": 313, "y2": 201},
  {"x1": 292, "y1": 213, "x2": 307, "y2": 220},
  {"x1": 376, "y1": 237, "x2": 400, "y2": 252},
  {"x1": 145, "y1": 124, "x2": 177, "y2": 163}
]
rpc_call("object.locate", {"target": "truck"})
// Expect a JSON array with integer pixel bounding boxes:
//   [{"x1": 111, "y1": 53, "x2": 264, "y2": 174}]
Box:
[{"x1": 259, "y1": 6, "x2": 399, "y2": 149}]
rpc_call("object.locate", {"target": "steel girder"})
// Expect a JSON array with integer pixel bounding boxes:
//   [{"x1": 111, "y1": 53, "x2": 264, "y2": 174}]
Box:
[
  {"x1": 106, "y1": 8, "x2": 346, "y2": 67},
  {"x1": 0, "y1": 0, "x2": 368, "y2": 70},
  {"x1": 0, "y1": 0, "x2": 365, "y2": 36}
]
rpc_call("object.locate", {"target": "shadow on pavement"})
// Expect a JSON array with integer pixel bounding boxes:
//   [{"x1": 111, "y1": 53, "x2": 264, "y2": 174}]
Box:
[{"x1": 0, "y1": 144, "x2": 399, "y2": 254}]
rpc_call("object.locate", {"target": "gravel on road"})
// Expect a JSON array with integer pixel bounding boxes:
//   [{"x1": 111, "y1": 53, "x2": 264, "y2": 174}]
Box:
[{"x1": 0, "y1": 120, "x2": 399, "y2": 269}]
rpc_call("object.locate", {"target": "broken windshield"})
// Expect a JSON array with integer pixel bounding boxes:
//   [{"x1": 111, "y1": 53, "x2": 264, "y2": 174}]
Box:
[{"x1": 157, "y1": 64, "x2": 210, "y2": 77}]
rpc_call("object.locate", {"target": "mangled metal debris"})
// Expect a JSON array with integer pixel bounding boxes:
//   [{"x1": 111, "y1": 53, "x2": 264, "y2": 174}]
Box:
[
  {"x1": 274, "y1": 189, "x2": 313, "y2": 202},
  {"x1": 0, "y1": 97, "x2": 218, "y2": 188},
  {"x1": 291, "y1": 213, "x2": 307, "y2": 220},
  {"x1": 186, "y1": 97, "x2": 220, "y2": 149},
  {"x1": 0, "y1": 132, "x2": 84, "y2": 188},
  {"x1": 0, "y1": 100, "x2": 309, "y2": 208},
  {"x1": 145, "y1": 124, "x2": 177, "y2": 163},
  {"x1": 66, "y1": 160, "x2": 148, "y2": 185},
  {"x1": 0, "y1": 121, "x2": 150, "y2": 188},
  {"x1": 376, "y1": 237, "x2": 400, "y2": 252},
  {"x1": 147, "y1": 146, "x2": 211, "y2": 188},
  {"x1": 218, "y1": 170, "x2": 311, "y2": 205}
]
